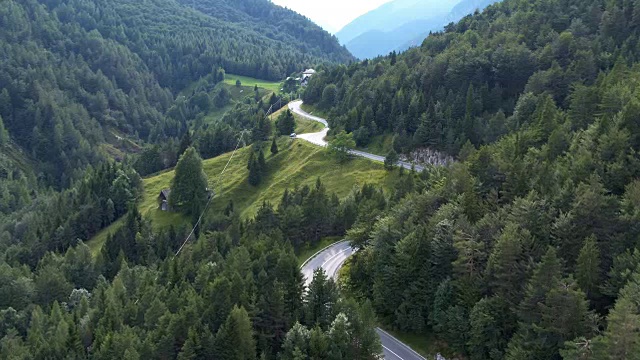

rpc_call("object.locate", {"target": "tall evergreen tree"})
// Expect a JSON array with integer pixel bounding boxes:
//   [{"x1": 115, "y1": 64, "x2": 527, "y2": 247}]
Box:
[
  {"x1": 590, "y1": 271, "x2": 640, "y2": 360},
  {"x1": 575, "y1": 235, "x2": 602, "y2": 303},
  {"x1": 178, "y1": 131, "x2": 192, "y2": 158},
  {"x1": 384, "y1": 149, "x2": 399, "y2": 170},
  {"x1": 169, "y1": 147, "x2": 208, "y2": 218},
  {"x1": 214, "y1": 306, "x2": 256, "y2": 360},
  {"x1": 0, "y1": 115, "x2": 7, "y2": 145},
  {"x1": 304, "y1": 269, "x2": 339, "y2": 330},
  {"x1": 276, "y1": 110, "x2": 296, "y2": 136}
]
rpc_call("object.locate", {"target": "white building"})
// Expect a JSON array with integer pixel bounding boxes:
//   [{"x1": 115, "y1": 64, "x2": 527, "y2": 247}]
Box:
[{"x1": 301, "y1": 68, "x2": 316, "y2": 86}]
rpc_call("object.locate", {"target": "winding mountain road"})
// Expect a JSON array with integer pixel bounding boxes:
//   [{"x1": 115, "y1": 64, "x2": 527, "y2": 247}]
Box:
[
  {"x1": 300, "y1": 241, "x2": 427, "y2": 360},
  {"x1": 293, "y1": 100, "x2": 430, "y2": 359},
  {"x1": 289, "y1": 101, "x2": 424, "y2": 171}
]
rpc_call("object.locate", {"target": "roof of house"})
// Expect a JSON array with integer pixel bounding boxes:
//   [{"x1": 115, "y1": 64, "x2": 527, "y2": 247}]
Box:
[
  {"x1": 303, "y1": 69, "x2": 316, "y2": 75},
  {"x1": 160, "y1": 189, "x2": 171, "y2": 199}
]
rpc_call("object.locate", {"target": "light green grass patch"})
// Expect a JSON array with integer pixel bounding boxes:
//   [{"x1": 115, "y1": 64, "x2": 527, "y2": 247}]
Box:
[
  {"x1": 294, "y1": 113, "x2": 323, "y2": 134},
  {"x1": 87, "y1": 217, "x2": 124, "y2": 257},
  {"x1": 224, "y1": 74, "x2": 281, "y2": 93},
  {"x1": 299, "y1": 103, "x2": 329, "y2": 119},
  {"x1": 203, "y1": 138, "x2": 397, "y2": 219}
]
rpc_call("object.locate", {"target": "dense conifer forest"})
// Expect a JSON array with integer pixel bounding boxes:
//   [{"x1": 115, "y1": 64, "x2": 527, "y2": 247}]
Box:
[
  {"x1": 0, "y1": 2, "x2": 362, "y2": 356},
  {"x1": 305, "y1": 0, "x2": 640, "y2": 358},
  {"x1": 3, "y1": 0, "x2": 640, "y2": 358},
  {"x1": 0, "y1": 0, "x2": 350, "y2": 268}
]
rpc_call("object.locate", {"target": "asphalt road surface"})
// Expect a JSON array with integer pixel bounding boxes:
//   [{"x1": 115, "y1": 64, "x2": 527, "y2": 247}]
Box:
[
  {"x1": 288, "y1": 101, "x2": 424, "y2": 172},
  {"x1": 300, "y1": 240, "x2": 353, "y2": 288},
  {"x1": 300, "y1": 241, "x2": 427, "y2": 360}
]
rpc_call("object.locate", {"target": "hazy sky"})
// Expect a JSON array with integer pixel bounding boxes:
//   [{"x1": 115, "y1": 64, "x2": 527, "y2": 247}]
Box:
[{"x1": 271, "y1": 0, "x2": 393, "y2": 33}]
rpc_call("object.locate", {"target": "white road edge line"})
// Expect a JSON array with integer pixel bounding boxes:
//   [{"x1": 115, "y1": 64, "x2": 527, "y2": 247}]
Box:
[
  {"x1": 299, "y1": 240, "x2": 348, "y2": 269},
  {"x1": 299, "y1": 242, "x2": 427, "y2": 360},
  {"x1": 382, "y1": 344, "x2": 405, "y2": 360},
  {"x1": 377, "y1": 328, "x2": 427, "y2": 360},
  {"x1": 290, "y1": 100, "x2": 425, "y2": 172},
  {"x1": 319, "y1": 247, "x2": 351, "y2": 270}
]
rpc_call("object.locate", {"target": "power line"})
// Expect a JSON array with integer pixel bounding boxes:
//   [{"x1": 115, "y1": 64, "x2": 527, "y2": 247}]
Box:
[
  {"x1": 174, "y1": 129, "x2": 247, "y2": 257},
  {"x1": 172, "y1": 95, "x2": 287, "y2": 258}
]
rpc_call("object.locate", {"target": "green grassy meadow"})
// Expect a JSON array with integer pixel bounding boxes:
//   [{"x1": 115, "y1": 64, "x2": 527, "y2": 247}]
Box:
[
  {"x1": 224, "y1": 74, "x2": 281, "y2": 93},
  {"x1": 87, "y1": 137, "x2": 397, "y2": 254}
]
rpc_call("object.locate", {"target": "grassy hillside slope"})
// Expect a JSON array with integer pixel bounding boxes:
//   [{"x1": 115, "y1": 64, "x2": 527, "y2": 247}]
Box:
[
  {"x1": 89, "y1": 135, "x2": 396, "y2": 255},
  {"x1": 223, "y1": 74, "x2": 281, "y2": 93},
  {"x1": 144, "y1": 138, "x2": 395, "y2": 222}
]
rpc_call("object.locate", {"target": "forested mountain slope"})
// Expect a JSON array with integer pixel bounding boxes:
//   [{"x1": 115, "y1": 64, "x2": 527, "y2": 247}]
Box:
[
  {"x1": 177, "y1": 0, "x2": 352, "y2": 62},
  {"x1": 0, "y1": 1, "x2": 387, "y2": 358},
  {"x1": 0, "y1": 0, "x2": 350, "y2": 185},
  {"x1": 305, "y1": 0, "x2": 635, "y2": 157},
  {"x1": 303, "y1": 0, "x2": 640, "y2": 358},
  {"x1": 0, "y1": 0, "x2": 350, "y2": 294}
]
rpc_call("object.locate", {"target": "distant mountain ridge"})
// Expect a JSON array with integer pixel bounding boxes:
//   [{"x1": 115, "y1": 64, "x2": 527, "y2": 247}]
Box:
[
  {"x1": 336, "y1": 0, "x2": 457, "y2": 45},
  {"x1": 398, "y1": 0, "x2": 503, "y2": 50},
  {"x1": 338, "y1": 0, "x2": 502, "y2": 59}
]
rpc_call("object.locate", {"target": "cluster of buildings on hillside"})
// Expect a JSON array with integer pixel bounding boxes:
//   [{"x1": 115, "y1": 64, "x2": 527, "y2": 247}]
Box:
[{"x1": 286, "y1": 68, "x2": 316, "y2": 87}]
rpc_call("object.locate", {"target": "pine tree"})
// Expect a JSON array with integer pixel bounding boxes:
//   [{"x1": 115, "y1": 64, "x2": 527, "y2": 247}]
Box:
[
  {"x1": 258, "y1": 148, "x2": 266, "y2": 171},
  {"x1": 308, "y1": 326, "x2": 329, "y2": 360},
  {"x1": 535, "y1": 278, "x2": 595, "y2": 358},
  {"x1": 280, "y1": 323, "x2": 310, "y2": 360},
  {"x1": 576, "y1": 235, "x2": 602, "y2": 302},
  {"x1": 519, "y1": 247, "x2": 563, "y2": 325},
  {"x1": 327, "y1": 313, "x2": 351, "y2": 360},
  {"x1": 348, "y1": 300, "x2": 382, "y2": 359},
  {"x1": 178, "y1": 327, "x2": 202, "y2": 360},
  {"x1": 276, "y1": 110, "x2": 296, "y2": 136},
  {"x1": 631, "y1": 0, "x2": 640, "y2": 29},
  {"x1": 384, "y1": 149, "x2": 399, "y2": 170},
  {"x1": 304, "y1": 268, "x2": 339, "y2": 329},
  {"x1": 468, "y1": 297, "x2": 515, "y2": 360},
  {"x1": 590, "y1": 270, "x2": 640, "y2": 360},
  {"x1": 247, "y1": 149, "x2": 262, "y2": 186},
  {"x1": 178, "y1": 131, "x2": 192, "y2": 157},
  {"x1": 214, "y1": 306, "x2": 256, "y2": 360},
  {"x1": 464, "y1": 83, "x2": 475, "y2": 144},
  {"x1": 169, "y1": 147, "x2": 208, "y2": 218},
  {"x1": 216, "y1": 67, "x2": 226, "y2": 83},
  {"x1": 271, "y1": 138, "x2": 279, "y2": 155},
  {"x1": 0, "y1": 115, "x2": 8, "y2": 145},
  {"x1": 485, "y1": 224, "x2": 529, "y2": 306},
  {"x1": 254, "y1": 284, "x2": 286, "y2": 356}
]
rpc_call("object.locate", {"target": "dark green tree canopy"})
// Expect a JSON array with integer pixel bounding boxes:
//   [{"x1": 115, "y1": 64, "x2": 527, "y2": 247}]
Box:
[{"x1": 169, "y1": 147, "x2": 208, "y2": 218}]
